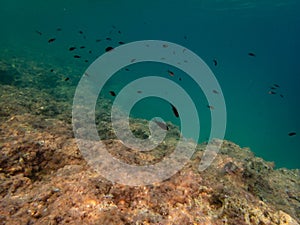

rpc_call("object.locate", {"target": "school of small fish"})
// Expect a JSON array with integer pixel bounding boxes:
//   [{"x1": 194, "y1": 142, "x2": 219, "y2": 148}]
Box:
[{"x1": 36, "y1": 26, "x2": 296, "y2": 137}]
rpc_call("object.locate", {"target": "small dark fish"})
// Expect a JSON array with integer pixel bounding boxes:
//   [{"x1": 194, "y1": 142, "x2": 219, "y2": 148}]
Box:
[
  {"x1": 80, "y1": 46, "x2": 85, "y2": 49},
  {"x1": 170, "y1": 104, "x2": 179, "y2": 118},
  {"x1": 69, "y1": 47, "x2": 76, "y2": 51},
  {"x1": 106, "y1": 37, "x2": 112, "y2": 41},
  {"x1": 213, "y1": 59, "x2": 218, "y2": 66},
  {"x1": 137, "y1": 90, "x2": 142, "y2": 93},
  {"x1": 84, "y1": 59, "x2": 89, "y2": 63},
  {"x1": 109, "y1": 91, "x2": 116, "y2": 96},
  {"x1": 162, "y1": 44, "x2": 168, "y2": 48},
  {"x1": 48, "y1": 38, "x2": 56, "y2": 43},
  {"x1": 270, "y1": 87, "x2": 276, "y2": 90},
  {"x1": 64, "y1": 77, "x2": 70, "y2": 81},
  {"x1": 273, "y1": 84, "x2": 280, "y2": 88},
  {"x1": 118, "y1": 41, "x2": 125, "y2": 45},
  {"x1": 207, "y1": 105, "x2": 215, "y2": 110},
  {"x1": 57, "y1": 28, "x2": 62, "y2": 31},
  {"x1": 179, "y1": 77, "x2": 182, "y2": 81},
  {"x1": 105, "y1": 46, "x2": 114, "y2": 52},
  {"x1": 213, "y1": 90, "x2": 219, "y2": 94},
  {"x1": 74, "y1": 55, "x2": 81, "y2": 58},
  {"x1": 268, "y1": 91, "x2": 276, "y2": 95},
  {"x1": 280, "y1": 94, "x2": 284, "y2": 98},
  {"x1": 35, "y1": 30, "x2": 42, "y2": 35},
  {"x1": 50, "y1": 69, "x2": 54, "y2": 72},
  {"x1": 168, "y1": 70, "x2": 174, "y2": 76},
  {"x1": 112, "y1": 25, "x2": 116, "y2": 29},
  {"x1": 118, "y1": 30, "x2": 121, "y2": 34},
  {"x1": 89, "y1": 50, "x2": 92, "y2": 54},
  {"x1": 248, "y1": 52, "x2": 256, "y2": 57},
  {"x1": 125, "y1": 68, "x2": 130, "y2": 71},
  {"x1": 96, "y1": 39, "x2": 101, "y2": 42},
  {"x1": 79, "y1": 30, "x2": 83, "y2": 34},
  {"x1": 154, "y1": 120, "x2": 169, "y2": 131},
  {"x1": 288, "y1": 132, "x2": 296, "y2": 136}
]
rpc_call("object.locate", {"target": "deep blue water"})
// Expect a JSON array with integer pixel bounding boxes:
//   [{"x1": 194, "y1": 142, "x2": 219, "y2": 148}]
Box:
[{"x1": 0, "y1": 0, "x2": 299, "y2": 168}]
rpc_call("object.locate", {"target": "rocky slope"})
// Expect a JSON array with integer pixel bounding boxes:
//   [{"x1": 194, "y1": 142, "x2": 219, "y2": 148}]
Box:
[{"x1": 0, "y1": 58, "x2": 299, "y2": 224}]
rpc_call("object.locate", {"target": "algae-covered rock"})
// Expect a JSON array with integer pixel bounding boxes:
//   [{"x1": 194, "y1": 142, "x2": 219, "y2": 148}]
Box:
[
  {"x1": 0, "y1": 56, "x2": 299, "y2": 224},
  {"x1": 0, "y1": 111, "x2": 299, "y2": 224}
]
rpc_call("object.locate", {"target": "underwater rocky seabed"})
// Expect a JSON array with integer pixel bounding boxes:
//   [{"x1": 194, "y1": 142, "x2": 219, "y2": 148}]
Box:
[{"x1": 0, "y1": 56, "x2": 299, "y2": 225}]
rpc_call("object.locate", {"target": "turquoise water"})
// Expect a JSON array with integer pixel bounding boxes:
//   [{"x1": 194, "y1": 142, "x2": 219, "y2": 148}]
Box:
[{"x1": 0, "y1": 0, "x2": 299, "y2": 168}]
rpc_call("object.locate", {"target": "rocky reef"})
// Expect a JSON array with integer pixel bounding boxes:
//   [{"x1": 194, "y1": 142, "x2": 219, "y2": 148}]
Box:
[{"x1": 0, "y1": 57, "x2": 299, "y2": 224}]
